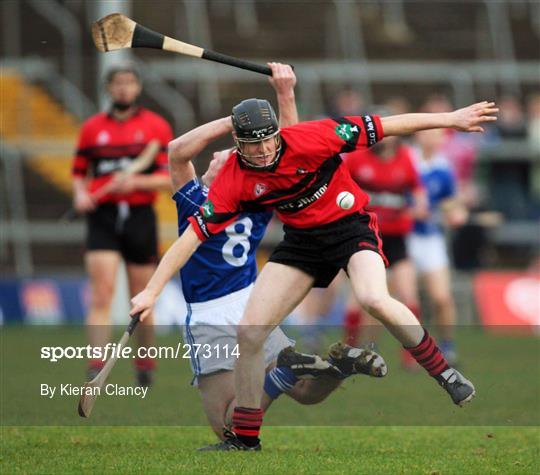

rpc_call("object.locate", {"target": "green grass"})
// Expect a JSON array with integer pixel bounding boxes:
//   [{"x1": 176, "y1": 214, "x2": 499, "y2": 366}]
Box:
[
  {"x1": 1, "y1": 326, "x2": 539, "y2": 473},
  {"x1": 2, "y1": 427, "x2": 538, "y2": 474}
]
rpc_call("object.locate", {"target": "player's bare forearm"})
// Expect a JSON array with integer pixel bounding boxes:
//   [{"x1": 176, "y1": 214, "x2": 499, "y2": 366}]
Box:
[
  {"x1": 168, "y1": 117, "x2": 233, "y2": 165},
  {"x1": 277, "y1": 91, "x2": 298, "y2": 127},
  {"x1": 72, "y1": 176, "x2": 95, "y2": 212},
  {"x1": 73, "y1": 177, "x2": 86, "y2": 194},
  {"x1": 268, "y1": 62, "x2": 298, "y2": 127},
  {"x1": 381, "y1": 101, "x2": 498, "y2": 137},
  {"x1": 145, "y1": 225, "x2": 201, "y2": 295},
  {"x1": 381, "y1": 113, "x2": 451, "y2": 136},
  {"x1": 130, "y1": 225, "x2": 201, "y2": 320}
]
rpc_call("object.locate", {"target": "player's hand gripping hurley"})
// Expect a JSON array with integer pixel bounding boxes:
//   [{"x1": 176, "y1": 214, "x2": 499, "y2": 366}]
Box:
[
  {"x1": 77, "y1": 312, "x2": 141, "y2": 418},
  {"x1": 92, "y1": 13, "x2": 276, "y2": 76},
  {"x1": 61, "y1": 140, "x2": 160, "y2": 221}
]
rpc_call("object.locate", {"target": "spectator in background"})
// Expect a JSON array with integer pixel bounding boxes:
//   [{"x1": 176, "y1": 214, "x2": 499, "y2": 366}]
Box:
[
  {"x1": 527, "y1": 93, "x2": 540, "y2": 153},
  {"x1": 330, "y1": 86, "x2": 365, "y2": 116},
  {"x1": 421, "y1": 94, "x2": 487, "y2": 270},
  {"x1": 71, "y1": 63, "x2": 173, "y2": 386},
  {"x1": 494, "y1": 95, "x2": 527, "y2": 140},
  {"x1": 408, "y1": 129, "x2": 468, "y2": 365},
  {"x1": 527, "y1": 94, "x2": 540, "y2": 217},
  {"x1": 385, "y1": 96, "x2": 412, "y2": 116}
]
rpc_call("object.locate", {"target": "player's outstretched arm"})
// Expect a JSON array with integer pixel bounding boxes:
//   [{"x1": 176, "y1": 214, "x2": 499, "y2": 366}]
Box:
[
  {"x1": 381, "y1": 101, "x2": 498, "y2": 137},
  {"x1": 268, "y1": 62, "x2": 298, "y2": 127},
  {"x1": 130, "y1": 224, "x2": 201, "y2": 321}
]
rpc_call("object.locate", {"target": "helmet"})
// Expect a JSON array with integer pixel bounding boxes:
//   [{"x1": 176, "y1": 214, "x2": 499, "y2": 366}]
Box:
[{"x1": 232, "y1": 98, "x2": 281, "y2": 170}]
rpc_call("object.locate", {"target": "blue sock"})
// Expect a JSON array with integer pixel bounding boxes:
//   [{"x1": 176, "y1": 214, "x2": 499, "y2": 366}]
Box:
[
  {"x1": 264, "y1": 367, "x2": 298, "y2": 399},
  {"x1": 439, "y1": 339, "x2": 455, "y2": 355}
]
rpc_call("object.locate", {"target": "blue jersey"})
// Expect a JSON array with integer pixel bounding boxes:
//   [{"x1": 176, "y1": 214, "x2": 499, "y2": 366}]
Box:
[
  {"x1": 412, "y1": 150, "x2": 456, "y2": 235},
  {"x1": 173, "y1": 178, "x2": 273, "y2": 303}
]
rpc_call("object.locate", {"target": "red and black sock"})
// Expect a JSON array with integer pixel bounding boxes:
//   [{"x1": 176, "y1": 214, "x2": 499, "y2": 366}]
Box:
[
  {"x1": 88, "y1": 358, "x2": 105, "y2": 371},
  {"x1": 134, "y1": 356, "x2": 156, "y2": 372},
  {"x1": 404, "y1": 329, "x2": 449, "y2": 377},
  {"x1": 232, "y1": 406, "x2": 264, "y2": 447},
  {"x1": 344, "y1": 308, "x2": 362, "y2": 346}
]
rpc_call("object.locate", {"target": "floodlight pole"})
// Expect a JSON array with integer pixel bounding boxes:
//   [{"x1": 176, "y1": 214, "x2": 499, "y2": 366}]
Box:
[{"x1": 94, "y1": 0, "x2": 133, "y2": 110}]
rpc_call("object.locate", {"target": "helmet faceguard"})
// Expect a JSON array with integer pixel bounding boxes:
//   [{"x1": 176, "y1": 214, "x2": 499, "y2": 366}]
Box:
[{"x1": 232, "y1": 99, "x2": 281, "y2": 170}]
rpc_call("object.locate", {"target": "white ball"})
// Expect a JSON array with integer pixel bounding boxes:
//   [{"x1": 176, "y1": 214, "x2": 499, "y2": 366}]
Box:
[{"x1": 336, "y1": 191, "x2": 355, "y2": 210}]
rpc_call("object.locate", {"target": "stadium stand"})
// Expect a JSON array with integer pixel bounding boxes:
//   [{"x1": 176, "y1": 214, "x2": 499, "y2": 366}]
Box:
[{"x1": 1, "y1": 0, "x2": 538, "y2": 274}]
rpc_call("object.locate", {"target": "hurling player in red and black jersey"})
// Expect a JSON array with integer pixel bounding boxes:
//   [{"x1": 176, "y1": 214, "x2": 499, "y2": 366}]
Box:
[
  {"x1": 342, "y1": 126, "x2": 428, "y2": 368},
  {"x1": 130, "y1": 98, "x2": 498, "y2": 449},
  {"x1": 72, "y1": 63, "x2": 173, "y2": 386}
]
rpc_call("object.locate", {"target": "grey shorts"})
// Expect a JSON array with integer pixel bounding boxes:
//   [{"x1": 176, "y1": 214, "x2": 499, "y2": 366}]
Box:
[{"x1": 182, "y1": 285, "x2": 293, "y2": 384}]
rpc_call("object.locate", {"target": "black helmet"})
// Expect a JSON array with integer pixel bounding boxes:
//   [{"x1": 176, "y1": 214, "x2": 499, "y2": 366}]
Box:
[
  {"x1": 231, "y1": 99, "x2": 281, "y2": 170},
  {"x1": 232, "y1": 99, "x2": 279, "y2": 140}
]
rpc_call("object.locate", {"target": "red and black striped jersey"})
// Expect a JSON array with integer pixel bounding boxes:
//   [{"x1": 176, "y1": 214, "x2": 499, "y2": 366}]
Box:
[
  {"x1": 71, "y1": 107, "x2": 173, "y2": 205},
  {"x1": 188, "y1": 115, "x2": 384, "y2": 241},
  {"x1": 344, "y1": 144, "x2": 423, "y2": 236}
]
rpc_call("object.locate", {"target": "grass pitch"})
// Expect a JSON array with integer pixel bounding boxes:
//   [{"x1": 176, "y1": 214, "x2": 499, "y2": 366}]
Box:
[
  {"x1": 2, "y1": 426, "x2": 538, "y2": 474},
  {"x1": 1, "y1": 325, "x2": 539, "y2": 473}
]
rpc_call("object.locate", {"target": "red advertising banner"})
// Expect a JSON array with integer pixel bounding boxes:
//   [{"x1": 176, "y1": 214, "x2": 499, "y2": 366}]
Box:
[{"x1": 474, "y1": 271, "x2": 540, "y2": 334}]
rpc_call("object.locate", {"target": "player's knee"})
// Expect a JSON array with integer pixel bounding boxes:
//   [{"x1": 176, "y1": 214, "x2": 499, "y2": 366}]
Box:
[
  {"x1": 236, "y1": 325, "x2": 267, "y2": 352},
  {"x1": 91, "y1": 281, "x2": 115, "y2": 309},
  {"x1": 433, "y1": 293, "x2": 453, "y2": 311},
  {"x1": 358, "y1": 293, "x2": 388, "y2": 317}
]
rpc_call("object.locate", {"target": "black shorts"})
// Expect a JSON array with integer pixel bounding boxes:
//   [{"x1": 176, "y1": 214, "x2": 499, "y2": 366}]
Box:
[
  {"x1": 381, "y1": 234, "x2": 408, "y2": 268},
  {"x1": 86, "y1": 203, "x2": 158, "y2": 264},
  {"x1": 269, "y1": 212, "x2": 387, "y2": 288}
]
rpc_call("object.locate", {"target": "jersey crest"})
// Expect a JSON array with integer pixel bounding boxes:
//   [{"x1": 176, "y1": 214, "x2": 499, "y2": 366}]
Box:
[{"x1": 173, "y1": 178, "x2": 272, "y2": 303}]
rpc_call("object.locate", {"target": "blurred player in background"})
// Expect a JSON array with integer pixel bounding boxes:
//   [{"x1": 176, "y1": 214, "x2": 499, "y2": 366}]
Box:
[
  {"x1": 131, "y1": 97, "x2": 497, "y2": 450},
  {"x1": 408, "y1": 128, "x2": 469, "y2": 365},
  {"x1": 342, "y1": 106, "x2": 428, "y2": 370},
  {"x1": 420, "y1": 94, "x2": 479, "y2": 207},
  {"x1": 527, "y1": 93, "x2": 540, "y2": 153},
  {"x1": 330, "y1": 86, "x2": 365, "y2": 117},
  {"x1": 419, "y1": 95, "x2": 485, "y2": 271},
  {"x1": 71, "y1": 63, "x2": 173, "y2": 386},
  {"x1": 167, "y1": 63, "x2": 387, "y2": 449}
]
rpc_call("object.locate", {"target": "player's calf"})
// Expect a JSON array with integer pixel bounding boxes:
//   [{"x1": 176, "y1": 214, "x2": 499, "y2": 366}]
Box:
[{"x1": 263, "y1": 347, "x2": 341, "y2": 400}]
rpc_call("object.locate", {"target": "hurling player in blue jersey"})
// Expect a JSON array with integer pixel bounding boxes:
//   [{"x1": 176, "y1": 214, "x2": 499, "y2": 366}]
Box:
[
  {"x1": 408, "y1": 129, "x2": 469, "y2": 365},
  {"x1": 167, "y1": 63, "x2": 387, "y2": 449}
]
